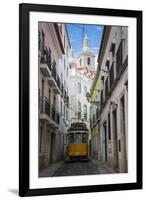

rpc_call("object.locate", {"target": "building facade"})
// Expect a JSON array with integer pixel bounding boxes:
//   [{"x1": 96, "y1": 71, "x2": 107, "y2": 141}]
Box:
[
  {"x1": 57, "y1": 23, "x2": 71, "y2": 156},
  {"x1": 90, "y1": 26, "x2": 128, "y2": 173},
  {"x1": 90, "y1": 67, "x2": 102, "y2": 159},
  {"x1": 69, "y1": 35, "x2": 96, "y2": 144},
  {"x1": 38, "y1": 22, "x2": 71, "y2": 170}
]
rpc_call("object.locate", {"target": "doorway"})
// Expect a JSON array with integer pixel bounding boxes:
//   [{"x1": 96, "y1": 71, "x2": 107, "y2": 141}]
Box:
[
  {"x1": 120, "y1": 95, "x2": 128, "y2": 172},
  {"x1": 112, "y1": 108, "x2": 119, "y2": 170},
  {"x1": 103, "y1": 121, "x2": 108, "y2": 161}
]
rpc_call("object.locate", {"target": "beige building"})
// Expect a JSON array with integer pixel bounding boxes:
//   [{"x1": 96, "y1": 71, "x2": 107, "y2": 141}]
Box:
[
  {"x1": 90, "y1": 26, "x2": 128, "y2": 173},
  {"x1": 38, "y1": 22, "x2": 71, "y2": 170}
]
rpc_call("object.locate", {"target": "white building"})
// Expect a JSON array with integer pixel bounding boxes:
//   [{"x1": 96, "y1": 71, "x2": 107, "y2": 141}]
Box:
[{"x1": 69, "y1": 35, "x2": 96, "y2": 142}]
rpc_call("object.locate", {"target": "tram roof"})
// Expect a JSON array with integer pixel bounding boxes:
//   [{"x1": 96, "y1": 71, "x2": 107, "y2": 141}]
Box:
[{"x1": 67, "y1": 122, "x2": 89, "y2": 132}]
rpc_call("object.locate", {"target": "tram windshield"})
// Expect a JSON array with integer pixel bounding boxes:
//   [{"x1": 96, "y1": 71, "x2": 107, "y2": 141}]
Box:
[{"x1": 68, "y1": 132, "x2": 88, "y2": 144}]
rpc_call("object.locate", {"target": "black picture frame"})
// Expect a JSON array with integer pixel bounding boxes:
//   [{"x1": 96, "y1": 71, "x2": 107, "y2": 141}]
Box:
[{"x1": 19, "y1": 3, "x2": 143, "y2": 197}]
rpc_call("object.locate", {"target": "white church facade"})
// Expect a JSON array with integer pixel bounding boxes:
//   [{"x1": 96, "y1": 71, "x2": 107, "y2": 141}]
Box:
[{"x1": 68, "y1": 35, "x2": 96, "y2": 144}]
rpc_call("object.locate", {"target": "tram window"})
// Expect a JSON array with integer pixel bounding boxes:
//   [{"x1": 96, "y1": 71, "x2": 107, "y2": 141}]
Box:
[
  {"x1": 82, "y1": 133, "x2": 87, "y2": 143},
  {"x1": 74, "y1": 132, "x2": 82, "y2": 144},
  {"x1": 69, "y1": 133, "x2": 74, "y2": 144}
]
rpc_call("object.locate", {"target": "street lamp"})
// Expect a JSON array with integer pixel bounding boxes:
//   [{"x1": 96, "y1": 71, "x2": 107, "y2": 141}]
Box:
[
  {"x1": 86, "y1": 92, "x2": 100, "y2": 107},
  {"x1": 100, "y1": 69, "x2": 109, "y2": 74}
]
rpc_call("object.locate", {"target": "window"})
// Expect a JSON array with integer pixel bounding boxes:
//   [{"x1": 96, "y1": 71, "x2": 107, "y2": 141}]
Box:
[
  {"x1": 116, "y1": 40, "x2": 123, "y2": 74},
  {"x1": 84, "y1": 104, "x2": 87, "y2": 121},
  {"x1": 78, "y1": 82, "x2": 81, "y2": 93},
  {"x1": 101, "y1": 75, "x2": 104, "y2": 87},
  {"x1": 64, "y1": 35, "x2": 65, "y2": 48},
  {"x1": 105, "y1": 78, "x2": 109, "y2": 99},
  {"x1": 82, "y1": 133, "x2": 87, "y2": 143},
  {"x1": 68, "y1": 133, "x2": 74, "y2": 144},
  {"x1": 38, "y1": 31, "x2": 41, "y2": 50},
  {"x1": 78, "y1": 101, "x2": 81, "y2": 119},
  {"x1": 47, "y1": 48, "x2": 51, "y2": 69},
  {"x1": 120, "y1": 95, "x2": 126, "y2": 141},
  {"x1": 87, "y1": 57, "x2": 90, "y2": 65},
  {"x1": 49, "y1": 88, "x2": 51, "y2": 101},
  {"x1": 42, "y1": 30, "x2": 45, "y2": 48},
  {"x1": 61, "y1": 73, "x2": 63, "y2": 83},
  {"x1": 80, "y1": 58, "x2": 82, "y2": 66},
  {"x1": 74, "y1": 132, "x2": 82, "y2": 144},
  {"x1": 66, "y1": 67, "x2": 68, "y2": 77},
  {"x1": 66, "y1": 110, "x2": 68, "y2": 120},
  {"x1": 100, "y1": 90, "x2": 103, "y2": 110},
  {"x1": 52, "y1": 60, "x2": 56, "y2": 80},
  {"x1": 110, "y1": 62, "x2": 114, "y2": 87},
  {"x1": 93, "y1": 114, "x2": 96, "y2": 124},
  {"x1": 64, "y1": 58, "x2": 66, "y2": 69},
  {"x1": 61, "y1": 101, "x2": 62, "y2": 115},
  {"x1": 84, "y1": 86, "x2": 87, "y2": 96},
  {"x1": 38, "y1": 88, "x2": 40, "y2": 108},
  {"x1": 96, "y1": 107, "x2": 99, "y2": 119},
  {"x1": 108, "y1": 113, "x2": 111, "y2": 140},
  {"x1": 67, "y1": 45, "x2": 68, "y2": 57},
  {"x1": 39, "y1": 127, "x2": 43, "y2": 152},
  {"x1": 53, "y1": 96, "x2": 56, "y2": 108},
  {"x1": 64, "y1": 106, "x2": 65, "y2": 118},
  {"x1": 42, "y1": 79, "x2": 44, "y2": 97}
]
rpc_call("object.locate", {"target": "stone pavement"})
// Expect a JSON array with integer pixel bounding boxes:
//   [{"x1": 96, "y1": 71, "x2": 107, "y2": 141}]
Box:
[
  {"x1": 91, "y1": 159, "x2": 116, "y2": 174},
  {"x1": 39, "y1": 159, "x2": 116, "y2": 177},
  {"x1": 39, "y1": 160, "x2": 64, "y2": 177},
  {"x1": 53, "y1": 160, "x2": 98, "y2": 176}
]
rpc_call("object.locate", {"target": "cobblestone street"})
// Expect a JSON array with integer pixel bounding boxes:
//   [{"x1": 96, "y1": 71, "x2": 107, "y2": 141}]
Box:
[
  {"x1": 39, "y1": 159, "x2": 116, "y2": 177},
  {"x1": 53, "y1": 160, "x2": 98, "y2": 176}
]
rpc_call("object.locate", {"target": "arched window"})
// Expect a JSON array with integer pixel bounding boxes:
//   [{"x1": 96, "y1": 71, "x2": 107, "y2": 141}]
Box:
[
  {"x1": 78, "y1": 101, "x2": 81, "y2": 119},
  {"x1": 87, "y1": 57, "x2": 90, "y2": 65},
  {"x1": 77, "y1": 82, "x2": 81, "y2": 93},
  {"x1": 84, "y1": 104, "x2": 87, "y2": 120},
  {"x1": 80, "y1": 58, "x2": 82, "y2": 66},
  {"x1": 53, "y1": 96, "x2": 56, "y2": 107}
]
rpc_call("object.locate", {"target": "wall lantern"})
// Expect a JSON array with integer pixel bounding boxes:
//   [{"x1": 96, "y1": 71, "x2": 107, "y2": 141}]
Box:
[{"x1": 86, "y1": 92, "x2": 100, "y2": 106}]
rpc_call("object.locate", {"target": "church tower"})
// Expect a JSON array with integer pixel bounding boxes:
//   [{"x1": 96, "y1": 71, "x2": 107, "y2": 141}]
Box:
[{"x1": 76, "y1": 34, "x2": 96, "y2": 79}]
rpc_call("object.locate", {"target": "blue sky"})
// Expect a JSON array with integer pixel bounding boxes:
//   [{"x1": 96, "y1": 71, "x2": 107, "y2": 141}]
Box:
[{"x1": 66, "y1": 24, "x2": 104, "y2": 57}]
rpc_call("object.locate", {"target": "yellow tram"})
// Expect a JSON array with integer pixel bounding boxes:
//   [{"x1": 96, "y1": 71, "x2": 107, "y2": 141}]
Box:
[{"x1": 66, "y1": 122, "x2": 89, "y2": 160}]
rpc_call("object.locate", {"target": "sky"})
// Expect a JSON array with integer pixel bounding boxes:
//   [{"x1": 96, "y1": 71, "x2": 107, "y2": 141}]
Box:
[{"x1": 66, "y1": 24, "x2": 104, "y2": 57}]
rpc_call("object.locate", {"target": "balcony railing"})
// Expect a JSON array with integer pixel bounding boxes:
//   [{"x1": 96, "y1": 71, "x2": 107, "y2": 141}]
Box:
[
  {"x1": 40, "y1": 47, "x2": 61, "y2": 94},
  {"x1": 40, "y1": 47, "x2": 52, "y2": 71},
  {"x1": 40, "y1": 96, "x2": 60, "y2": 125}
]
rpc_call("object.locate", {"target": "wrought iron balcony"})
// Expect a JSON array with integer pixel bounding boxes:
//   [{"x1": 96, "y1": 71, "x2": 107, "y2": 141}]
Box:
[
  {"x1": 39, "y1": 97, "x2": 60, "y2": 125},
  {"x1": 48, "y1": 67, "x2": 61, "y2": 94},
  {"x1": 40, "y1": 96, "x2": 51, "y2": 116},
  {"x1": 40, "y1": 47, "x2": 52, "y2": 77}
]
